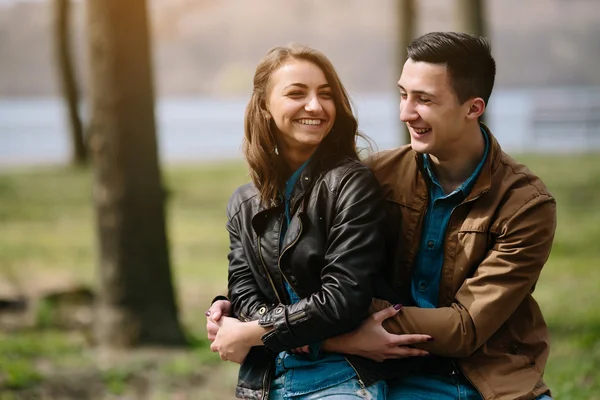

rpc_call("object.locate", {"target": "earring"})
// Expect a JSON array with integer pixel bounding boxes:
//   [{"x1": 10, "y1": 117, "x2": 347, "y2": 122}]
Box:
[{"x1": 274, "y1": 146, "x2": 279, "y2": 155}]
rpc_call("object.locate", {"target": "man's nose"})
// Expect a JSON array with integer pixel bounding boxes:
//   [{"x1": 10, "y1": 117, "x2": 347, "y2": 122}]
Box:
[{"x1": 400, "y1": 99, "x2": 418, "y2": 122}]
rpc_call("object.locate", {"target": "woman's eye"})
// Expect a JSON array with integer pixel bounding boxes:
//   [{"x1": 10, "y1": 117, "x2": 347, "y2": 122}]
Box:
[
  {"x1": 320, "y1": 92, "x2": 333, "y2": 98},
  {"x1": 287, "y1": 92, "x2": 304, "y2": 98}
]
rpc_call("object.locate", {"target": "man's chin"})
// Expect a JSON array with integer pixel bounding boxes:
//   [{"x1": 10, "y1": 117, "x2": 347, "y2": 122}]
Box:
[{"x1": 409, "y1": 140, "x2": 430, "y2": 155}]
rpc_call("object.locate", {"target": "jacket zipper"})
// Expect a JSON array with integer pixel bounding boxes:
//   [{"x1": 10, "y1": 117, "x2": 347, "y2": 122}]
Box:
[
  {"x1": 344, "y1": 357, "x2": 366, "y2": 391},
  {"x1": 453, "y1": 361, "x2": 484, "y2": 399},
  {"x1": 260, "y1": 362, "x2": 273, "y2": 400},
  {"x1": 277, "y1": 213, "x2": 304, "y2": 297},
  {"x1": 258, "y1": 236, "x2": 282, "y2": 304}
]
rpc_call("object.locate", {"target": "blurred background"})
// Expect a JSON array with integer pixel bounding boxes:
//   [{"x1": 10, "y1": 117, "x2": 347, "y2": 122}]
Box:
[{"x1": 0, "y1": 0, "x2": 599, "y2": 399}]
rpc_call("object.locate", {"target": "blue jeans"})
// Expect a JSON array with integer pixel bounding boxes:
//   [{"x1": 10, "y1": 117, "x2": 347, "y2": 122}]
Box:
[
  {"x1": 387, "y1": 374, "x2": 553, "y2": 400},
  {"x1": 269, "y1": 375, "x2": 387, "y2": 399}
]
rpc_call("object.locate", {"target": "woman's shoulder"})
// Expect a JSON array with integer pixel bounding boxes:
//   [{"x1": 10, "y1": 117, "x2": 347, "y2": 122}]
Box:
[
  {"x1": 227, "y1": 182, "x2": 259, "y2": 218},
  {"x1": 319, "y1": 157, "x2": 379, "y2": 192},
  {"x1": 324, "y1": 157, "x2": 372, "y2": 176}
]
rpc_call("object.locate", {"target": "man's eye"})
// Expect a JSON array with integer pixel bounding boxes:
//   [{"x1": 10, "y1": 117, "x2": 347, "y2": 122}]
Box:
[
  {"x1": 400, "y1": 92, "x2": 407, "y2": 99},
  {"x1": 418, "y1": 98, "x2": 431, "y2": 104}
]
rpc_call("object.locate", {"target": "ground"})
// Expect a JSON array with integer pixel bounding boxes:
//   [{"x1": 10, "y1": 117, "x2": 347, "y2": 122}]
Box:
[{"x1": 0, "y1": 155, "x2": 599, "y2": 399}]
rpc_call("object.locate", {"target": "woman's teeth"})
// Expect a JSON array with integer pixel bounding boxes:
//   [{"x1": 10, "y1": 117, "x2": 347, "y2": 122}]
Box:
[{"x1": 297, "y1": 119, "x2": 322, "y2": 126}]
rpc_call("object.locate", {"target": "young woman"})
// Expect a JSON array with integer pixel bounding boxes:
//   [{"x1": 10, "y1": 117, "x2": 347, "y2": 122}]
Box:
[{"x1": 208, "y1": 44, "x2": 430, "y2": 400}]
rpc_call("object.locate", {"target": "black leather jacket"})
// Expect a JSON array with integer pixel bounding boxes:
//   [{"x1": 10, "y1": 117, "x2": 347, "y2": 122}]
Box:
[{"x1": 226, "y1": 156, "x2": 414, "y2": 399}]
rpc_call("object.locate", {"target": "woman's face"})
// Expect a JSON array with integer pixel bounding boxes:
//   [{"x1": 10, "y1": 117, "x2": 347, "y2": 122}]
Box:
[{"x1": 266, "y1": 59, "x2": 336, "y2": 156}]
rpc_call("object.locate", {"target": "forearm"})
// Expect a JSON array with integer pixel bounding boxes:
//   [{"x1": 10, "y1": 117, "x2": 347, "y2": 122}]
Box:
[
  {"x1": 244, "y1": 320, "x2": 272, "y2": 346},
  {"x1": 322, "y1": 335, "x2": 349, "y2": 354},
  {"x1": 376, "y1": 300, "x2": 477, "y2": 357}
]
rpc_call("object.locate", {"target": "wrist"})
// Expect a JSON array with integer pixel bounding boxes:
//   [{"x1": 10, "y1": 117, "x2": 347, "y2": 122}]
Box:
[
  {"x1": 323, "y1": 333, "x2": 350, "y2": 354},
  {"x1": 245, "y1": 320, "x2": 270, "y2": 346}
]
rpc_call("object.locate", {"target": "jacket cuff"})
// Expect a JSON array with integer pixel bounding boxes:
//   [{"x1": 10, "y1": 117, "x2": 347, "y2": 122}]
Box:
[
  {"x1": 258, "y1": 304, "x2": 305, "y2": 352},
  {"x1": 210, "y1": 295, "x2": 229, "y2": 304},
  {"x1": 308, "y1": 341, "x2": 322, "y2": 360}
]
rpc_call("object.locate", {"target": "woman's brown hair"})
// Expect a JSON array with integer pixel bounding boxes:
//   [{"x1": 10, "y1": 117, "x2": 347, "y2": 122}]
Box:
[{"x1": 243, "y1": 44, "x2": 367, "y2": 206}]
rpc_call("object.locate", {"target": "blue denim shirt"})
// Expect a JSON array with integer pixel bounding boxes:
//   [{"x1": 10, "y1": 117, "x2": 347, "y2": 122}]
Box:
[
  {"x1": 274, "y1": 160, "x2": 355, "y2": 397},
  {"x1": 411, "y1": 129, "x2": 489, "y2": 308}
]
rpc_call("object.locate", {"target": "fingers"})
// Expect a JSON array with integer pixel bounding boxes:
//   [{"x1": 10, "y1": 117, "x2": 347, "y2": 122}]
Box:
[
  {"x1": 388, "y1": 334, "x2": 433, "y2": 346},
  {"x1": 205, "y1": 300, "x2": 232, "y2": 322},
  {"x1": 290, "y1": 345, "x2": 310, "y2": 355},
  {"x1": 385, "y1": 346, "x2": 429, "y2": 358},
  {"x1": 371, "y1": 304, "x2": 403, "y2": 323},
  {"x1": 210, "y1": 342, "x2": 230, "y2": 362},
  {"x1": 206, "y1": 320, "x2": 220, "y2": 341}
]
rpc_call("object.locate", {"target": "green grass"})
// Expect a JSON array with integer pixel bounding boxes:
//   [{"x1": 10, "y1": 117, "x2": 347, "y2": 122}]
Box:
[
  {"x1": 516, "y1": 154, "x2": 600, "y2": 399},
  {"x1": 0, "y1": 155, "x2": 599, "y2": 398}
]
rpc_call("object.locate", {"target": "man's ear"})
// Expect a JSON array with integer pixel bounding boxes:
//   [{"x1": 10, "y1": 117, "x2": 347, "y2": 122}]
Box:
[{"x1": 466, "y1": 98, "x2": 486, "y2": 120}]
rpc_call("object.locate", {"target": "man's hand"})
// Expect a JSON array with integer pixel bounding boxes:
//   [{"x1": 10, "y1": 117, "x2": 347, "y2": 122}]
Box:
[
  {"x1": 323, "y1": 305, "x2": 432, "y2": 362},
  {"x1": 205, "y1": 299, "x2": 232, "y2": 342}
]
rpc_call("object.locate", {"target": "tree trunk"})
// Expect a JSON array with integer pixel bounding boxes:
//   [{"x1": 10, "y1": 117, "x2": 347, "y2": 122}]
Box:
[
  {"x1": 86, "y1": 0, "x2": 186, "y2": 348},
  {"x1": 454, "y1": 0, "x2": 487, "y2": 38},
  {"x1": 397, "y1": 0, "x2": 415, "y2": 145},
  {"x1": 54, "y1": 0, "x2": 87, "y2": 166},
  {"x1": 455, "y1": 0, "x2": 489, "y2": 122}
]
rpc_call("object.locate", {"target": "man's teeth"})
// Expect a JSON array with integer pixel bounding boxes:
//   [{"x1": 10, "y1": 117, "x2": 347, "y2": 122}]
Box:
[
  {"x1": 297, "y1": 119, "x2": 322, "y2": 126},
  {"x1": 413, "y1": 128, "x2": 431, "y2": 134}
]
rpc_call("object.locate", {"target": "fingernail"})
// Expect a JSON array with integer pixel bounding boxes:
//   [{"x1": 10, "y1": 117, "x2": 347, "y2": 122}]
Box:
[
  {"x1": 205, "y1": 310, "x2": 211, "y2": 317},
  {"x1": 393, "y1": 304, "x2": 403, "y2": 310},
  {"x1": 427, "y1": 337, "x2": 435, "y2": 342}
]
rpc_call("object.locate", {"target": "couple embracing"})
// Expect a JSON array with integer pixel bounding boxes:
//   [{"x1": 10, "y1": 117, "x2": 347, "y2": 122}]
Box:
[{"x1": 206, "y1": 32, "x2": 556, "y2": 400}]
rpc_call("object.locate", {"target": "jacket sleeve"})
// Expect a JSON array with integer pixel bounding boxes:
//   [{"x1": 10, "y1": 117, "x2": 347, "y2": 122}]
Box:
[
  {"x1": 258, "y1": 164, "x2": 387, "y2": 353},
  {"x1": 377, "y1": 194, "x2": 557, "y2": 358},
  {"x1": 226, "y1": 198, "x2": 274, "y2": 323}
]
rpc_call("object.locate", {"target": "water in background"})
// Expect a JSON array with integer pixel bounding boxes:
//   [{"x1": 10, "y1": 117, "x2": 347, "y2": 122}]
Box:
[{"x1": 1, "y1": 87, "x2": 600, "y2": 166}]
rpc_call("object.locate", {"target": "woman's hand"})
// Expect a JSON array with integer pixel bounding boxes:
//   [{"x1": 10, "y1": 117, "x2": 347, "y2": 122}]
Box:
[
  {"x1": 210, "y1": 317, "x2": 267, "y2": 364},
  {"x1": 323, "y1": 305, "x2": 432, "y2": 362},
  {"x1": 205, "y1": 300, "x2": 232, "y2": 342}
]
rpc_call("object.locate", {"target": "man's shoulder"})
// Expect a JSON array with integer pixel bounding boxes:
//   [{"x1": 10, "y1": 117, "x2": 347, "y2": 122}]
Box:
[
  {"x1": 365, "y1": 145, "x2": 415, "y2": 168},
  {"x1": 365, "y1": 145, "x2": 417, "y2": 180},
  {"x1": 494, "y1": 151, "x2": 554, "y2": 200},
  {"x1": 488, "y1": 151, "x2": 556, "y2": 226}
]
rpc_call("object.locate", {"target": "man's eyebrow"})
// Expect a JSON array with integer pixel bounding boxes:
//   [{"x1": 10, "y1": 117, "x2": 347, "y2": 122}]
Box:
[
  {"x1": 397, "y1": 84, "x2": 436, "y2": 97},
  {"x1": 284, "y1": 83, "x2": 331, "y2": 89}
]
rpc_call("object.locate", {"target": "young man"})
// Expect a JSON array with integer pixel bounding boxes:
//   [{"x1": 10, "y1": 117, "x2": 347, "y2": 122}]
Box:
[{"x1": 207, "y1": 32, "x2": 556, "y2": 400}]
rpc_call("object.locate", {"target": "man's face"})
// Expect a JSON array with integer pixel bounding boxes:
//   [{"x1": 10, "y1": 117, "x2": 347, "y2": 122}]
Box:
[{"x1": 398, "y1": 59, "x2": 472, "y2": 158}]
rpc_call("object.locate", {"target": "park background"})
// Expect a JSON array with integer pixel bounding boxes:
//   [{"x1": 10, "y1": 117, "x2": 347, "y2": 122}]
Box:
[{"x1": 0, "y1": 0, "x2": 599, "y2": 398}]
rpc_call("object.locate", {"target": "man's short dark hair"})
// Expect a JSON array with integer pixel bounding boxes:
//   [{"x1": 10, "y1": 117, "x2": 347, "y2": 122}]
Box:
[{"x1": 407, "y1": 32, "x2": 496, "y2": 106}]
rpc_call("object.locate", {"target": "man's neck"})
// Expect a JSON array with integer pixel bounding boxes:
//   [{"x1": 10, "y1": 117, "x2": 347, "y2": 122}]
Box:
[{"x1": 428, "y1": 125, "x2": 486, "y2": 193}]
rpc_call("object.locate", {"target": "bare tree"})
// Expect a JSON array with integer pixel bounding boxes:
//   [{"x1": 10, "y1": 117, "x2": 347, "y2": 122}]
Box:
[
  {"x1": 455, "y1": 0, "x2": 487, "y2": 38},
  {"x1": 86, "y1": 0, "x2": 186, "y2": 348},
  {"x1": 455, "y1": 0, "x2": 489, "y2": 122},
  {"x1": 397, "y1": 0, "x2": 415, "y2": 145},
  {"x1": 54, "y1": 0, "x2": 87, "y2": 166}
]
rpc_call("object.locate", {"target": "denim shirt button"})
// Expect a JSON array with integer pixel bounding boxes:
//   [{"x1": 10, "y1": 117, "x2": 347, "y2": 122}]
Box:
[
  {"x1": 418, "y1": 281, "x2": 427, "y2": 291},
  {"x1": 427, "y1": 240, "x2": 434, "y2": 248}
]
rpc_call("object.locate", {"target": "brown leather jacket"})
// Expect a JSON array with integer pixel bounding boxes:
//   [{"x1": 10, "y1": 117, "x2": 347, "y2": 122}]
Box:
[{"x1": 367, "y1": 125, "x2": 557, "y2": 400}]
